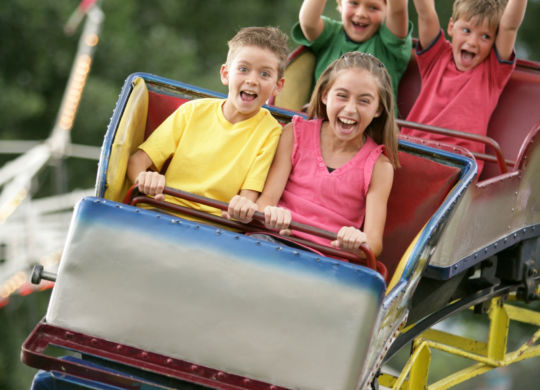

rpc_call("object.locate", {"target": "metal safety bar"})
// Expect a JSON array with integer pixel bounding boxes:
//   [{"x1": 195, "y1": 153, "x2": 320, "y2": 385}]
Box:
[
  {"x1": 398, "y1": 119, "x2": 511, "y2": 174},
  {"x1": 123, "y1": 185, "x2": 385, "y2": 278},
  {"x1": 21, "y1": 320, "x2": 289, "y2": 390}
]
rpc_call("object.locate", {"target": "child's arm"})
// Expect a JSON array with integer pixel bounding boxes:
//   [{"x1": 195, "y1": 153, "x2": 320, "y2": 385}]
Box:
[
  {"x1": 362, "y1": 155, "x2": 394, "y2": 257},
  {"x1": 332, "y1": 226, "x2": 369, "y2": 254},
  {"x1": 127, "y1": 149, "x2": 166, "y2": 201},
  {"x1": 495, "y1": 0, "x2": 527, "y2": 61},
  {"x1": 256, "y1": 124, "x2": 294, "y2": 210},
  {"x1": 225, "y1": 123, "x2": 294, "y2": 228},
  {"x1": 386, "y1": 0, "x2": 410, "y2": 39},
  {"x1": 334, "y1": 154, "x2": 393, "y2": 258},
  {"x1": 225, "y1": 190, "x2": 259, "y2": 223},
  {"x1": 299, "y1": 0, "x2": 327, "y2": 42},
  {"x1": 412, "y1": 0, "x2": 440, "y2": 49},
  {"x1": 240, "y1": 123, "x2": 294, "y2": 234}
]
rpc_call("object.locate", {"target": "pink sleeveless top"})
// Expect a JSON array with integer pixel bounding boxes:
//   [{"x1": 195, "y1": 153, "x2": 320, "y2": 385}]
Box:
[{"x1": 279, "y1": 115, "x2": 383, "y2": 246}]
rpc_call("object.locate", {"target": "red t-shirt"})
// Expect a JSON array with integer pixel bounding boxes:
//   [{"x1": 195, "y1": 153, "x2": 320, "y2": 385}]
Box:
[{"x1": 401, "y1": 31, "x2": 515, "y2": 173}]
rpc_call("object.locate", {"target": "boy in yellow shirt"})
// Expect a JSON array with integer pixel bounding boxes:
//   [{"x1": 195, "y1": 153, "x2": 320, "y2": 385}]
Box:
[{"x1": 127, "y1": 27, "x2": 288, "y2": 217}]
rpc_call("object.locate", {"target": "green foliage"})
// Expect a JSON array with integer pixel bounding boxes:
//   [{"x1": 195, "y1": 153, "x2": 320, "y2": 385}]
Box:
[
  {"x1": 1, "y1": 0, "x2": 538, "y2": 148},
  {"x1": 0, "y1": 1, "x2": 75, "y2": 140},
  {"x1": 0, "y1": 291, "x2": 52, "y2": 390}
]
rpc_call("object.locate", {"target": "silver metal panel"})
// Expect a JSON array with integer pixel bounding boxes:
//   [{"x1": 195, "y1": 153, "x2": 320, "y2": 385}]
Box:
[{"x1": 46, "y1": 198, "x2": 385, "y2": 390}]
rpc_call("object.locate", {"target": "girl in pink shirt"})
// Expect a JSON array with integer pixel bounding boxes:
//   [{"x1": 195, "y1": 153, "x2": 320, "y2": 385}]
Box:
[{"x1": 228, "y1": 52, "x2": 399, "y2": 258}]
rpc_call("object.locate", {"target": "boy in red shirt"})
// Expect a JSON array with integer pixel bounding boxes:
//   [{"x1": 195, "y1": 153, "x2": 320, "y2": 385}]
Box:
[{"x1": 401, "y1": 0, "x2": 527, "y2": 174}]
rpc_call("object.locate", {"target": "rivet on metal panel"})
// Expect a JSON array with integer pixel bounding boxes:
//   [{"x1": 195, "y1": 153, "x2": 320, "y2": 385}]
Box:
[
  {"x1": 115, "y1": 345, "x2": 122, "y2": 351},
  {"x1": 190, "y1": 364, "x2": 199, "y2": 372},
  {"x1": 216, "y1": 371, "x2": 225, "y2": 379},
  {"x1": 243, "y1": 378, "x2": 251, "y2": 384},
  {"x1": 140, "y1": 351, "x2": 148, "y2": 359},
  {"x1": 90, "y1": 338, "x2": 98, "y2": 344},
  {"x1": 65, "y1": 331, "x2": 74, "y2": 338},
  {"x1": 166, "y1": 358, "x2": 173, "y2": 365}
]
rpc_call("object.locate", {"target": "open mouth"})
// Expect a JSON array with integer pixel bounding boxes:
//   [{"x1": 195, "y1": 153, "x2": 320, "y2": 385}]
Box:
[
  {"x1": 240, "y1": 91, "x2": 257, "y2": 102},
  {"x1": 352, "y1": 21, "x2": 369, "y2": 30},
  {"x1": 338, "y1": 117, "x2": 357, "y2": 133},
  {"x1": 460, "y1": 50, "x2": 476, "y2": 67}
]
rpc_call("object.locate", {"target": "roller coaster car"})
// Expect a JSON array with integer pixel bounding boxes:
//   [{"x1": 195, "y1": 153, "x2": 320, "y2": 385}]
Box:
[{"x1": 22, "y1": 48, "x2": 540, "y2": 390}]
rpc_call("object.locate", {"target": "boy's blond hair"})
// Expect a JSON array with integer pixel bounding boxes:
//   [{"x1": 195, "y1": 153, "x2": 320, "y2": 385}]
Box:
[
  {"x1": 452, "y1": 0, "x2": 508, "y2": 31},
  {"x1": 226, "y1": 27, "x2": 289, "y2": 80}
]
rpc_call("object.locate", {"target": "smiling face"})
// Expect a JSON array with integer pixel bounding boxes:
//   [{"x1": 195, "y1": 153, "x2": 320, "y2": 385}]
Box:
[
  {"x1": 220, "y1": 45, "x2": 284, "y2": 123},
  {"x1": 337, "y1": 0, "x2": 386, "y2": 43},
  {"x1": 448, "y1": 16, "x2": 496, "y2": 71},
  {"x1": 322, "y1": 68, "x2": 382, "y2": 146}
]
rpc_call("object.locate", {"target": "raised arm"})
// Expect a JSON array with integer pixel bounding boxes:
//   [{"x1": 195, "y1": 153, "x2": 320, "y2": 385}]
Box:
[
  {"x1": 413, "y1": 0, "x2": 440, "y2": 49},
  {"x1": 495, "y1": 0, "x2": 527, "y2": 61},
  {"x1": 299, "y1": 0, "x2": 327, "y2": 42},
  {"x1": 386, "y1": 0, "x2": 410, "y2": 39}
]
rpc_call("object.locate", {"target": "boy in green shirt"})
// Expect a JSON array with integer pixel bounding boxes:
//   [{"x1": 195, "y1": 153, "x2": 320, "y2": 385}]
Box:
[{"x1": 292, "y1": 0, "x2": 412, "y2": 109}]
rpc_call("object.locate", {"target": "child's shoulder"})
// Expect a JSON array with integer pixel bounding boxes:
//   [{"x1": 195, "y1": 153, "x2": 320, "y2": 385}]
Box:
[
  {"x1": 416, "y1": 30, "x2": 448, "y2": 55},
  {"x1": 180, "y1": 97, "x2": 225, "y2": 116},
  {"x1": 291, "y1": 15, "x2": 343, "y2": 46},
  {"x1": 189, "y1": 97, "x2": 223, "y2": 108},
  {"x1": 291, "y1": 115, "x2": 321, "y2": 128}
]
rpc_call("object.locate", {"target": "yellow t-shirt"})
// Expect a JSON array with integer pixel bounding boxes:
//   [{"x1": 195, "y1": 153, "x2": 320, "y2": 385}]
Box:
[{"x1": 139, "y1": 98, "x2": 282, "y2": 216}]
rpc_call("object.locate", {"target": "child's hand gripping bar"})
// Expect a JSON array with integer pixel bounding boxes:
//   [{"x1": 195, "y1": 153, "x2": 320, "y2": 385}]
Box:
[{"x1": 124, "y1": 185, "x2": 385, "y2": 278}]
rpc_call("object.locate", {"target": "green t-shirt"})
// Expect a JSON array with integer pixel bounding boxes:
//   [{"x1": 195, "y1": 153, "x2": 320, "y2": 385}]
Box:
[{"x1": 291, "y1": 16, "x2": 413, "y2": 110}]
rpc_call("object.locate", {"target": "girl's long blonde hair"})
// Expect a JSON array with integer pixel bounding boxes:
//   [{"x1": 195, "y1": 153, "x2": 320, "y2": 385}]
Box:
[{"x1": 307, "y1": 52, "x2": 400, "y2": 168}]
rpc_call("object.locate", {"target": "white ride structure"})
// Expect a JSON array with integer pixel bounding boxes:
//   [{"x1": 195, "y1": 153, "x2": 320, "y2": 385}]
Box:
[{"x1": 0, "y1": 2, "x2": 102, "y2": 306}]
